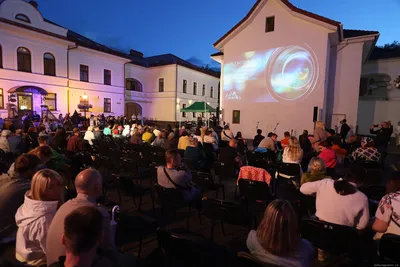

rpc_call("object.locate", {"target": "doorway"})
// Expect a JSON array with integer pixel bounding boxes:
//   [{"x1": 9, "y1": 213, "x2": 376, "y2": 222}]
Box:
[
  {"x1": 17, "y1": 94, "x2": 33, "y2": 117},
  {"x1": 125, "y1": 102, "x2": 142, "y2": 119}
]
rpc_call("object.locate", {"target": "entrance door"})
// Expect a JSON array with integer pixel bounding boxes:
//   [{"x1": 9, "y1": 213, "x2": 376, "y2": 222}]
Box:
[
  {"x1": 125, "y1": 102, "x2": 142, "y2": 119},
  {"x1": 17, "y1": 94, "x2": 33, "y2": 117}
]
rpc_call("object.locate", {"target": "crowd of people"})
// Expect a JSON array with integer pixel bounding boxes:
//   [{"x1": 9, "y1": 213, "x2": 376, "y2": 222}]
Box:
[{"x1": 0, "y1": 111, "x2": 399, "y2": 266}]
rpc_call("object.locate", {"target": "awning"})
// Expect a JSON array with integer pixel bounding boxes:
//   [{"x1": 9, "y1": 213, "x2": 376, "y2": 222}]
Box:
[
  {"x1": 181, "y1": 101, "x2": 216, "y2": 112},
  {"x1": 8, "y1": 86, "x2": 48, "y2": 95}
]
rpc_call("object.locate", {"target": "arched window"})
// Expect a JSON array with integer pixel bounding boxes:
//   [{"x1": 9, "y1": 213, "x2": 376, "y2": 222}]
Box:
[
  {"x1": 126, "y1": 78, "x2": 143, "y2": 92},
  {"x1": 15, "y1": 14, "x2": 31, "y2": 23},
  {"x1": 44, "y1": 53, "x2": 56, "y2": 76},
  {"x1": 0, "y1": 45, "x2": 2, "y2": 68},
  {"x1": 17, "y1": 47, "x2": 31, "y2": 72}
]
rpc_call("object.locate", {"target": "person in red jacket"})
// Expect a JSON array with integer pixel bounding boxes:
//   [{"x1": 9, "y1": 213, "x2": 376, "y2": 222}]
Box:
[
  {"x1": 67, "y1": 128, "x2": 83, "y2": 153},
  {"x1": 317, "y1": 141, "x2": 337, "y2": 169}
]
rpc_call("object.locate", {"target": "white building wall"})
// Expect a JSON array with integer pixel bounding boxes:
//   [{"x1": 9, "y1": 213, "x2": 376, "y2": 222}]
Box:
[{"x1": 219, "y1": 0, "x2": 334, "y2": 138}]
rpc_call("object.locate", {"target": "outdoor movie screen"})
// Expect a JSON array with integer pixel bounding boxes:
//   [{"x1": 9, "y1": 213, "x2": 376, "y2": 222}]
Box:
[{"x1": 223, "y1": 44, "x2": 319, "y2": 103}]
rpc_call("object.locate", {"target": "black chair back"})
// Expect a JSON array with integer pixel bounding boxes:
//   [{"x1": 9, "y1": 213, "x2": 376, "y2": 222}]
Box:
[
  {"x1": 277, "y1": 162, "x2": 301, "y2": 177},
  {"x1": 379, "y1": 233, "x2": 400, "y2": 263},
  {"x1": 154, "y1": 184, "x2": 184, "y2": 206},
  {"x1": 238, "y1": 179, "x2": 271, "y2": 202},
  {"x1": 202, "y1": 199, "x2": 250, "y2": 227}
]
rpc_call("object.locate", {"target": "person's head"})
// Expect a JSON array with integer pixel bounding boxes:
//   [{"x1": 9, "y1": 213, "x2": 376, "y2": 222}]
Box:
[
  {"x1": 341, "y1": 119, "x2": 347, "y2": 124},
  {"x1": 229, "y1": 138, "x2": 237, "y2": 148},
  {"x1": 181, "y1": 131, "x2": 188, "y2": 137},
  {"x1": 28, "y1": 127, "x2": 36, "y2": 134},
  {"x1": 270, "y1": 133, "x2": 278, "y2": 142},
  {"x1": 327, "y1": 129, "x2": 335, "y2": 136},
  {"x1": 381, "y1": 121, "x2": 388, "y2": 128},
  {"x1": 87, "y1": 126, "x2": 93, "y2": 132},
  {"x1": 361, "y1": 137, "x2": 375, "y2": 148},
  {"x1": 38, "y1": 134, "x2": 49, "y2": 146},
  {"x1": 236, "y1": 131, "x2": 242, "y2": 139},
  {"x1": 307, "y1": 157, "x2": 326, "y2": 175},
  {"x1": 14, "y1": 154, "x2": 41, "y2": 179},
  {"x1": 188, "y1": 137, "x2": 198, "y2": 147},
  {"x1": 316, "y1": 121, "x2": 325, "y2": 129},
  {"x1": 1, "y1": 130, "x2": 11, "y2": 139},
  {"x1": 286, "y1": 137, "x2": 302, "y2": 161},
  {"x1": 224, "y1": 125, "x2": 230, "y2": 130},
  {"x1": 15, "y1": 129, "x2": 23, "y2": 136},
  {"x1": 386, "y1": 171, "x2": 400, "y2": 194},
  {"x1": 168, "y1": 132, "x2": 175, "y2": 140},
  {"x1": 257, "y1": 200, "x2": 299, "y2": 256},
  {"x1": 302, "y1": 130, "x2": 308, "y2": 136},
  {"x1": 112, "y1": 124, "x2": 118, "y2": 130},
  {"x1": 30, "y1": 169, "x2": 63, "y2": 202},
  {"x1": 146, "y1": 127, "x2": 152, "y2": 133},
  {"x1": 257, "y1": 129, "x2": 262, "y2": 135},
  {"x1": 206, "y1": 130, "x2": 212, "y2": 136},
  {"x1": 73, "y1": 128, "x2": 80, "y2": 136},
  {"x1": 284, "y1": 131, "x2": 290, "y2": 138},
  {"x1": 28, "y1": 146, "x2": 53, "y2": 164},
  {"x1": 165, "y1": 149, "x2": 181, "y2": 168},
  {"x1": 62, "y1": 206, "x2": 103, "y2": 260},
  {"x1": 137, "y1": 127, "x2": 143, "y2": 134},
  {"x1": 318, "y1": 140, "x2": 331, "y2": 151},
  {"x1": 74, "y1": 169, "x2": 103, "y2": 199},
  {"x1": 333, "y1": 169, "x2": 360, "y2": 196},
  {"x1": 195, "y1": 128, "x2": 201, "y2": 136},
  {"x1": 181, "y1": 126, "x2": 185, "y2": 130}
]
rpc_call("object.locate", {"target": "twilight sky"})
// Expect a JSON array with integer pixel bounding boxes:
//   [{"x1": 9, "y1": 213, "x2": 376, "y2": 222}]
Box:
[{"x1": 37, "y1": 0, "x2": 399, "y2": 68}]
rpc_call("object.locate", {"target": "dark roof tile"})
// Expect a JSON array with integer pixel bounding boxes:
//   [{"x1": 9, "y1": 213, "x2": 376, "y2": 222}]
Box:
[{"x1": 343, "y1": 29, "x2": 379, "y2": 39}]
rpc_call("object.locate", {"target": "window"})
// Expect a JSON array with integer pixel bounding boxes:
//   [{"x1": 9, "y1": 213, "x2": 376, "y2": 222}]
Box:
[
  {"x1": 193, "y1": 82, "x2": 197, "y2": 95},
  {"x1": 43, "y1": 53, "x2": 56, "y2": 76},
  {"x1": 183, "y1": 79, "x2": 187, "y2": 93},
  {"x1": 265, "y1": 16, "x2": 275, "y2": 32},
  {"x1": 44, "y1": 93, "x2": 57, "y2": 111},
  {"x1": 126, "y1": 78, "x2": 143, "y2": 92},
  {"x1": 18, "y1": 94, "x2": 32, "y2": 111},
  {"x1": 0, "y1": 45, "x2": 2, "y2": 68},
  {"x1": 202, "y1": 84, "x2": 206, "y2": 96},
  {"x1": 80, "y1": 65, "x2": 89, "y2": 82},
  {"x1": 15, "y1": 14, "x2": 30, "y2": 23},
  {"x1": 232, "y1": 110, "x2": 240, "y2": 124},
  {"x1": 193, "y1": 112, "x2": 196, "y2": 118},
  {"x1": 17, "y1": 47, "x2": 31, "y2": 72},
  {"x1": 104, "y1": 98, "x2": 111, "y2": 113},
  {"x1": 182, "y1": 104, "x2": 186, "y2": 117},
  {"x1": 0, "y1": 89, "x2": 3, "y2": 109},
  {"x1": 159, "y1": 78, "x2": 164, "y2": 92},
  {"x1": 210, "y1": 86, "x2": 214, "y2": 98},
  {"x1": 104, "y1": 69, "x2": 111, "y2": 85}
]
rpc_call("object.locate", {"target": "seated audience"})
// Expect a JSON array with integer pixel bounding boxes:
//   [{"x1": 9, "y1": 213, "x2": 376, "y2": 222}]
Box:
[
  {"x1": 84, "y1": 126, "x2": 95, "y2": 146},
  {"x1": 282, "y1": 136, "x2": 303, "y2": 164},
  {"x1": 9, "y1": 129, "x2": 26, "y2": 154},
  {"x1": 184, "y1": 138, "x2": 206, "y2": 170},
  {"x1": 258, "y1": 132, "x2": 277, "y2": 152},
  {"x1": 0, "y1": 154, "x2": 41, "y2": 240},
  {"x1": 51, "y1": 128, "x2": 67, "y2": 151},
  {"x1": 219, "y1": 139, "x2": 242, "y2": 176},
  {"x1": 193, "y1": 128, "x2": 203, "y2": 145},
  {"x1": 280, "y1": 132, "x2": 290, "y2": 149},
  {"x1": 179, "y1": 126, "x2": 186, "y2": 137},
  {"x1": 15, "y1": 169, "x2": 63, "y2": 266},
  {"x1": 300, "y1": 171, "x2": 369, "y2": 229},
  {"x1": 0, "y1": 129, "x2": 11, "y2": 152},
  {"x1": 235, "y1": 131, "x2": 247, "y2": 156},
  {"x1": 253, "y1": 129, "x2": 265, "y2": 148},
  {"x1": 48, "y1": 206, "x2": 111, "y2": 267},
  {"x1": 178, "y1": 131, "x2": 191, "y2": 150},
  {"x1": 93, "y1": 126, "x2": 103, "y2": 139},
  {"x1": 142, "y1": 127, "x2": 153, "y2": 144},
  {"x1": 130, "y1": 127, "x2": 143, "y2": 144},
  {"x1": 25, "y1": 127, "x2": 39, "y2": 151},
  {"x1": 317, "y1": 141, "x2": 337, "y2": 169},
  {"x1": 67, "y1": 128, "x2": 83, "y2": 153},
  {"x1": 152, "y1": 130, "x2": 166, "y2": 147},
  {"x1": 300, "y1": 157, "x2": 328, "y2": 185},
  {"x1": 372, "y1": 171, "x2": 400, "y2": 239},
  {"x1": 157, "y1": 149, "x2": 201, "y2": 203},
  {"x1": 38, "y1": 134, "x2": 70, "y2": 172},
  {"x1": 203, "y1": 130, "x2": 218, "y2": 151},
  {"x1": 46, "y1": 169, "x2": 129, "y2": 266},
  {"x1": 247, "y1": 199, "x2": 314, "y2": 267},
  {"x1": 331, "y1": 138, "x2": 347, "y2": 158},
  {"x1": 164, "y1": 132, "x2": 178, "y2": 150},
  {"x1": 311, "y1": 121, "x2": 327, "y2": 151},
  {"x1": 345, "y1": 135, "x2": 361, "y2": 154},
  {"x1": 103, "y1": 124, "x2": 112, "y2": 136},
  {"x1": 351, "y1": 137, "x2": 381, "y2": 162},
  {"x1": 112, "y1": 124, "x2": 119, "y2": 136},
  {"x1": 221, "y1": 125, "x2": 234, "y2": 142}
]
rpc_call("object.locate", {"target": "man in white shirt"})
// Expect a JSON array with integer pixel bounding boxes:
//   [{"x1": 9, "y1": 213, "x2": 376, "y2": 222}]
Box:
[
  {"x1": 221, "y1": 125, "x2": 234, "y2": 142},
  {"x1": 258, "y1": 133, "x2": 277, "y2": 152},
  {"x1": 372, "y1": 171, "x2": 400, "y2": 239}
]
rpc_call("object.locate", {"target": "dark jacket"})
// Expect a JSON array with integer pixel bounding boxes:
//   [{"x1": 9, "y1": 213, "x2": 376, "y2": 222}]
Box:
[
  {"x1": 370, "y1": 127, "x2": 393, "y2": 149},
  {"x1": 8, "y1": 135, "x2": 26, "y2": 154},
  {"x1": 130, "y1": 133, "x2": 143, "y2": 145},
  {"x1": 340, "y1": 123, "x2": 350, "y2": 138},
  {"x1": 253, "y1": 134, "x2": 265, "y2": 148},
  {"x1": 66, "y1": 135, "x2": 83, "y2": 153}
]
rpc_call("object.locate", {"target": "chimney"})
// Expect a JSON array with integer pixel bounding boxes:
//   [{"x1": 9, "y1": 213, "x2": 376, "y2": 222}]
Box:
[
  {"x1": 129, "y1": 49, "x2": 144, "y2": 58},
  {"x1": 29, "y1": 1, "x2": 38, "y2": 9}
]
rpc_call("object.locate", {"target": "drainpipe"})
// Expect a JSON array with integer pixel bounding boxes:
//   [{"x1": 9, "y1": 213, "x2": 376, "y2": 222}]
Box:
[
  {"x1": 175, "y1": 64, "x2": 178, "y2": 124},
  {"x1": 124, "y1": 62, "x2": 129, "y2": 116},
  {"x1": 67, "y1": 45, "x2": 78, "y2": 114}
]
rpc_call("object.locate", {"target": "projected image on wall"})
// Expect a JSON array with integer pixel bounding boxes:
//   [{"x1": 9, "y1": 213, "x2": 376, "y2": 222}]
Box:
[{"x1": 224, "y1": 44, "x2": 319, "y2": 102}]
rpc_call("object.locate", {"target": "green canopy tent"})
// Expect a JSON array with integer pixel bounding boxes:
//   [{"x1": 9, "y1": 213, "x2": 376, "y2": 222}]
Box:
[{"x1": 180, "y1": 101, "x2": 216, "y2": 127}]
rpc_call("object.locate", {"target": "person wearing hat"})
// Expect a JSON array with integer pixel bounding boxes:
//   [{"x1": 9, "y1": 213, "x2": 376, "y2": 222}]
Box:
[
  {"x1": 351, "y1": 137, "x2": 381, "y2": 162},
  {"x1": 0, "y1": 129, "x2": 12, "y2": 152},
  {"x1": 372, "y1": 171, "x2": 400, "y2": 239}
]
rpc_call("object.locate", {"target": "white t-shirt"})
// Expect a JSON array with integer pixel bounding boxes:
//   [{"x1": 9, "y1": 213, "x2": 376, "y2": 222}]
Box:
[
  {"x1": 300, "y1": 178, "x2": 369, "y2": 229},
  {"x1": 221, "y1": 129, "x2": 234, "y2": 141},
  {"x1": 374, "y1": 191, "x2": 400, "y2": 239}
]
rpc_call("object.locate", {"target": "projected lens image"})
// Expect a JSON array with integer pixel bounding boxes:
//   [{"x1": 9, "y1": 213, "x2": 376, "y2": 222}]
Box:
[{"x1": 266, "y1": 45, "x2": 318, "y2": 101}]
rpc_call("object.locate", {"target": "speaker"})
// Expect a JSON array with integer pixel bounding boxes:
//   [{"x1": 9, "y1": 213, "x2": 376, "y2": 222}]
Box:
[{"x1": 313, "y1": 106, "x2": 318, "y2": 122}]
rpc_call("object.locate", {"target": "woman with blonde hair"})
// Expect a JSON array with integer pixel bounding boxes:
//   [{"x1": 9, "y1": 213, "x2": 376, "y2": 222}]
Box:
[
  {"x1": 282, "y1": 136, "x2": 303, "y2": 164},
  {"x1": 15, "y1": 169, "x2": 63, "y2": 266},
  {"x1": 247, "y1": 199, "x2": 314, "y2": 266},
  {"x1": 84, "y1": 126, "x2": 95, "y2": 145},
  {"x1": 311, "y1": 121, "x2": 327, "y2": 151},
  {"x1": 300, "y1": 157, "x2": 329, "y2": 185}
]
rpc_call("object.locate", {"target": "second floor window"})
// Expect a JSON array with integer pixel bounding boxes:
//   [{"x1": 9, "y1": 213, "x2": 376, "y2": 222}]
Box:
[
  {"x1": 193, "y1": 82, "x2": 197, "y2": 95},
  {"x1": 210, "y1": 86, "x2": 214, "y2": 98},
  {"x1": 159, "y1": 78, "x2": 164, "y2": 92},
  {"x1": 104, "y1": 69, "x2": 111, "y2": 85},
  {"x1": 183, "y1": 80, "x2": 187, "y2": 93},
  {"x1": 44, "y1": 53, "x2": 56, "y2": 76},
  {"x1": 265, "y1": 16, "x2": 275, "y2": 32},
  {"x1": 126, "y1": 78, "x2": 143, "y2": 92},
  {"x1": 80, "y1": 65, "x2": 89, "y2": 82},
  {"x1": 17, "y1": 47, "x2": 31, "y2": 72},
  {"x1": 202, "y1": 84, "x2": 206, "y2": 96},
  {"x1": 0, "y1": 45, "x2": 2, "y2": 68}
]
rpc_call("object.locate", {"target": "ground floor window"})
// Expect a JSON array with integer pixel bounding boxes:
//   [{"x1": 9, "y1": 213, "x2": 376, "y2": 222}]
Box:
[
  {"x1": 45, "y1": 93, "x2": 57, "y2": 111},
  {"x1": 18, "y1": 94, "x2": 32, "y2": 111},
  {"x1": 104, "y1": 98, "x2": 111, "y2": 113},
  {"x1": 0, "y1": 89, "x2": 3, "y2": 109},
  {"x1": 182, "y1": 104, "x2": 186, "y2": 117}
]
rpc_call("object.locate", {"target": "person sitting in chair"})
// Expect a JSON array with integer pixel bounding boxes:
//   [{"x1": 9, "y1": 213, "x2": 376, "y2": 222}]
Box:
[{"x1": 157, "y1": 149, "x2": 201, "y2": 203}]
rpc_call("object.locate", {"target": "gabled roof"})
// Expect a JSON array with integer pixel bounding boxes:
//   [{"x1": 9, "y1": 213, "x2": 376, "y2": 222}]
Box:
[
  {"x1": 214, "y1": 0, "x2": 341, "y2": 47},
  {"x1": 343, "y1": 29, "x2": 379, "y2": 39}
]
